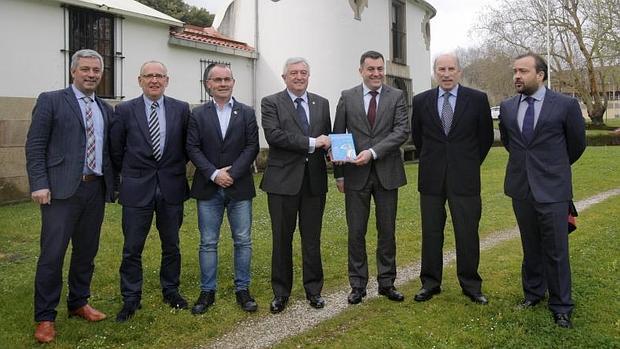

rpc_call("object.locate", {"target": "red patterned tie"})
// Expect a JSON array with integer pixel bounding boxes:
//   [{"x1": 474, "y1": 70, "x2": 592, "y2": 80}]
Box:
[{"x1": 368, "y1": 90, "x2": 378, "y2": 127}]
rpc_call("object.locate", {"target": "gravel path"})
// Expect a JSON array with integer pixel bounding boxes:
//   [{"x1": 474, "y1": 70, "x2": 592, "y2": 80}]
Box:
[{"x1": 203, "y1": 188, "x2": 620, "y2": 349}]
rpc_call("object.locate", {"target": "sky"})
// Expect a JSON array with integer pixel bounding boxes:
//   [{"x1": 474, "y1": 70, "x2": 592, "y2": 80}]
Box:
[{"x1": 184, "y1": 0, "x2": 494, "y2": 57}]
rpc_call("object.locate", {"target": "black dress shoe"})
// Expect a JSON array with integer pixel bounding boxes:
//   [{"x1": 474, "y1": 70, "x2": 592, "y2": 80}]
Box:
[
  {"x1": 553, "y1": 313, "x2": 573, "y2": 328},
  {"x1": 270, "y1": 296, "x2": 289, "y2": 314},
  {"x1": 464, "y1": 292, "x2": 489, "y2": 305},
  {"x1": 115, "y1": 302, "x2": 141, "y2": 323},
  {"x1": 518, "y1": 299, "x2": 541, "y2": 308},
  {"x1": 414, "y1": 287, "x2": 441, "y2": 302},
  {"x1": 347, "y1": 288, "x2": 367, "y2": 304},
  {"x1": 307, "y1": 295, "x2": 325, "y2": 309},
  {"x1": 235, "y1": 289, "x2": 258, "y2": 312},
  {"x1": 379, "y1": 286, "x2": 405, "y2": 302},
  {"x1": 191, "y1": 291, "x2": 215, "y2": 315},
  {"x1": 163, "y1": 291, "x2": 189, "y2": 309}
]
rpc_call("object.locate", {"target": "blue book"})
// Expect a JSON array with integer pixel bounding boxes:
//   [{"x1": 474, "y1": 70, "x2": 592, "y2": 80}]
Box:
[{"x1": 330, "y1": 133, "x2": 357, "y2": 162}]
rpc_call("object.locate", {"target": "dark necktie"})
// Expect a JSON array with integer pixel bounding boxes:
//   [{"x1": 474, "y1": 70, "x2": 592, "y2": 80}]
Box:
[
  {"x1": 82, "y1": 97, "x2": 96, "y2": 171},
  {"x1": 295, "y1": 97, "x2": 309, "y2": 136},
  {"x1": 368, "y1": 90, "x2": 378, "y2": 127},
  {"x1": 149, "y1": 101, "x2": 162, "y2": 161},
  {"x1": 522, "y1": 97, "x2": 535, "y2": 143},
  {"x1": 440, "y1": 92, "x2": 453, "y2": 135}
]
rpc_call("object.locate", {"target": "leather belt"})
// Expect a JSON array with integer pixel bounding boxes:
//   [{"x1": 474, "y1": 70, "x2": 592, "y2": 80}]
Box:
[{"x1": 81, "y1": 174, "x2": 101, "y2": 182}]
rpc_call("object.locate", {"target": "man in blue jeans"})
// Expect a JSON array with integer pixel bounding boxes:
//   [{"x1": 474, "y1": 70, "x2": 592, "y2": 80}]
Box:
[{"x1": 186, "y1": 63, "x2": 259, "y2": 313}]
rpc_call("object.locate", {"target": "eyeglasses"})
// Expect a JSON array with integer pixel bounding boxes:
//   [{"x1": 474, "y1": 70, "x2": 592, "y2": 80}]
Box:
[
  {"x1": 141, "y1": 74, "x2": 167, "y2": 80},
  {"x1": 208, "y1": 77, "x2": 234, "y2": 84}
]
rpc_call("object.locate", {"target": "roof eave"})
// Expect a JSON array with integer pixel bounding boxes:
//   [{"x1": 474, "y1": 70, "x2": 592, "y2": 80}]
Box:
[
  {"x1": 168, "y1": 37, "x2": 257, "y2": 59},
  {"x1": 57, "y1": 0, "x2": 184, "y2": 27}
]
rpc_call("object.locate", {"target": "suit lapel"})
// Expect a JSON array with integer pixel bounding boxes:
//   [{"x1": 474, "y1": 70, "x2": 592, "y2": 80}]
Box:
[
  {"x1": 354, "y1": 85, "x2": 372, "y2": 132},
  {"x1": 206, "y1": 101, "x2": 225, "y2": 143},
  {"x1": 279, "y1": 90, "x2": 307, "y2": 134},
  {"x1": 64, "y1": 87, "x2": 85, "y2": 129},
  {"x1": 450, "y1": 87, "x2": 469, "y2": 134},
  {"x1": 133, "y1": 97, "x2": 153, "y2": 147},
  {"x1": 375, "y1": 86, "x2": 390, "y2": 130},
  {"x1": 161, "y1": 97, "x2": 177, "y2": 159},
  {"x1": 428, "y1": 88, "x2": 443, "y2": 133},
  {"x1": 223, "y1": 101, "x2": 241, "y2": 141},
  {"x1": 308, "y1": 93, "x2": 318, "y2": 136},
  {"x1": 532, "y1": 88, "x2": 555, "y2": 142}
]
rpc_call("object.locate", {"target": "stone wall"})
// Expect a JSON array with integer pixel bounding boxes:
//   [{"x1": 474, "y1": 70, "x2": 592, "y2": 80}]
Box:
[{"x1": 0, "y1": 97, "x2": 36, "y2": 204}]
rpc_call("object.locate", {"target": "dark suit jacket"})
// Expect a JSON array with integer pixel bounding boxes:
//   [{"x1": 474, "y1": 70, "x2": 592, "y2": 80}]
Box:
[
  {"x1": 411, "y1": 85, "x2": 494, "y2": 196},
  {"x1": 499, "y1": 88, "x2": 586, "y2": 203},
  {"x1": 25, "y1": 87, "x2": 115, "y2": 201},
  {"x1": 260, "y1": 90, "x2": 331, "y2": 196},
  {"x1": 110, "y1": 95, "x2": 190, "y2": 207},
  {"x1": 186, "y1": 99, "x2": 259, "y2": 201},
  {"x1": 333, "y1": 84, "x2": 409, "y2": 190}
]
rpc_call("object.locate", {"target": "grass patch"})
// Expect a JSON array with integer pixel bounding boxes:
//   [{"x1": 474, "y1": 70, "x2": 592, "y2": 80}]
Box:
[
  {"x1": 275, "y1": 196, "x2": 620, "y2": 349},
  {"x1": 0, "y1": 147, "x2": 618, "y2": 348}
]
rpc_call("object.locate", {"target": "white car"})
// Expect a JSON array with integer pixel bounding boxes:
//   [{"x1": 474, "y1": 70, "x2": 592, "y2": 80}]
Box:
[{"x1": 490, "y1": 106, "x2": 500, "y2": 120}]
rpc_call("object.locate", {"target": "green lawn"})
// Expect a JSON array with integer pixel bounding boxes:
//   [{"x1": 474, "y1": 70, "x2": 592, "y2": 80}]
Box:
[{"x1": 0, "y1": 147, "x2": 618, "y2": 348}]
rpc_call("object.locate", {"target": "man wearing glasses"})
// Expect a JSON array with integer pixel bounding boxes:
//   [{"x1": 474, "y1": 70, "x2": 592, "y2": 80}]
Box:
[
  {"x1": 110, "y1": 61, "x2": 191, "y2": 322},
  {"x1": 186, "y1": 63, "x2": 259, "y2": 314}
]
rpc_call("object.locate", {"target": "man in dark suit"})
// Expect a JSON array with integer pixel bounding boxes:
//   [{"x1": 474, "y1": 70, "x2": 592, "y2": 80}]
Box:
[
  {"x1": 411, "y1": 53, "x2": 494, "y2": 305},
  {"x1": 186, "y1": 64, "x2": 259, "y2": 314},
  {"x1": 26, "y1": 49, "x2": 115, "y2": 343},
  {"x1": 110, "y1": 61, "x2": 190, "y2": 322},
  {"x1": 333, "y1": 50, "x2": 409, "y2": 304},
  {"x1": 499, "y1": 53, "x2": 585, "y2": 328},
  {"x1": 261, "y1": 57, "x2": 332, "y2": 313}
]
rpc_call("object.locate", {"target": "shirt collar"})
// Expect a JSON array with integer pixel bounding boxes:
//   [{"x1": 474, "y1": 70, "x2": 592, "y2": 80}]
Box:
[
  {"x1": 362, "y1": 84, "x2": 382, "y2": 96},
  {"x1": 213, "y1": 97, "x2": 234, "y2": 109},
  {"x1": 287, "y1": 89, "x2": 307, "y2": 103},
  {"x1": 521, "y1": 85, "x2": 546, "y2": 103},
  {"x1": 71, "y1": 84, "x2": 95, "y2": 101},
  {"x1": 143, "y1": 95, "x2": 164, "y2": 108},
  {"x1": 438, "y1": 84, "x2": 459, "y2": 98}
]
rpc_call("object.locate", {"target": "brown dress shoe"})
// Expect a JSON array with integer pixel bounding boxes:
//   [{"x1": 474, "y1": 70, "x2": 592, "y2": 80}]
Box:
[
  {"x1": 69, "y1": 304, "x2": 107, "y2": 322},
  {"x1": 34, "y1": 321, "x2": 56, "y2": 343}
]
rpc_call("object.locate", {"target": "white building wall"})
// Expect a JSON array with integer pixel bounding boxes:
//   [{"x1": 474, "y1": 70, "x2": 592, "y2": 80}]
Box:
[
  {"x1": 221, "y1": 0, "x2": 433, "y2": 145},
  {"x1": 0, "y1": 0, "x2": 66, "y2": 97},
  {"x1": 119, "y1": 19, "x2": 254, "y2": 105}
]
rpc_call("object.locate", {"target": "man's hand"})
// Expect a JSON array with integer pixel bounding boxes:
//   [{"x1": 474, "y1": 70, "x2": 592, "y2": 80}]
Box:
[
  {"x1": 336, "y1": 179, "x2": 345, "y2": 193},
  {"x1": 32, "y1": 189, "x2": 51, "y2": 205},
  {"x1": 352, "y1": 150, "x2": 373, "y2": 166},
  {"x1": 214, "y1": 166, "x2": 234, "y2": 188},
  {"x1": 315, "y1": 135, "x2": 331, "y2": 149}
]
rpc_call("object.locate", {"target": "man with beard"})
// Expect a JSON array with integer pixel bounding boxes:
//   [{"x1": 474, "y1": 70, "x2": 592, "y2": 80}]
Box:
[
  {"x1": 110, "y1": 61, "x2": 191, "y2": 322},
  {"x1": 499, "y1": 53, "x2": 585, "y2": 328}
]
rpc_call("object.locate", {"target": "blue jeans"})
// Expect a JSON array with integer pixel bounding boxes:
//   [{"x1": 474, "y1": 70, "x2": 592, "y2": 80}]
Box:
[{"x1": 197, "y1": 189, "x2": 252, "y2": 292}]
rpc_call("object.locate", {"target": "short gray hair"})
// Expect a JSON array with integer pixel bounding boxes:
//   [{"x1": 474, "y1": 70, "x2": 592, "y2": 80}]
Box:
[
  {"x1": 140, "y1": 60, "x2": 168, "y2": 76},
  {"x1": 70, "y1": 49, "x2": 104, "y2": 71},
  {"x1": 432, "y1": 52, "x2": 461, "y2": 71},
  {"x1": 282, "y1": 57, "x2": 310, "y2": 76}
]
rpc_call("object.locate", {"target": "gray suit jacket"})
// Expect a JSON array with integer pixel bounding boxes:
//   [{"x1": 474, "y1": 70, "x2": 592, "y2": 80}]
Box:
[
  {"x1": 260, "y1": 89, "x2": 331, "y2": 196},
  {"x1": 25, "y1": 87, "x2": 115, "y2": 201},
  {"x1": 333, "y1": 84, "x2": 409, "y2": 190},
  {"x1": 499, "y1": 88, "x2": 586, "y2": 203}
]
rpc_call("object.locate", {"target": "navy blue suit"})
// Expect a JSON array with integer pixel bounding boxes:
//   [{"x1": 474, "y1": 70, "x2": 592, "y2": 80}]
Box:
[
  {"x1": 499, "y1": 87, "x2": 586, "y2": 314},
  {"x1": 25, "y1": 86, "x2": 114, "y2": 321},
  {"x1": 110, "y1": 95, "x2": 190, "y2": 303}
]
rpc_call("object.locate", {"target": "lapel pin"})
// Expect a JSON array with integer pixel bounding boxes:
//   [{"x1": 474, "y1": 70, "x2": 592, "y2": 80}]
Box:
[
  {"x1": 233, "y1": 110, "x2": 238, "y2": 115},
  {"x1": 312, "y1": 101, "x2": 316, "y2": 105}
]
